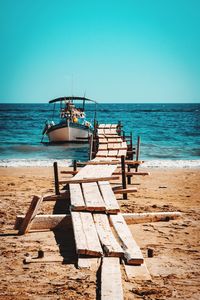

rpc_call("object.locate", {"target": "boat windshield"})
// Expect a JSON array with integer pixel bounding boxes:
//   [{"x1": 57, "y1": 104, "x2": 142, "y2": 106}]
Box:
[{"x1": 59, "y1": 100, "x2": 92, "y2": 128}]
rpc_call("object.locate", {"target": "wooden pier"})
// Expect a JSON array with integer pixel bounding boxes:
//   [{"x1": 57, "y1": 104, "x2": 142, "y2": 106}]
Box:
[{"x1": 15, "y1": 122, "x2": 181, "y2": 299}]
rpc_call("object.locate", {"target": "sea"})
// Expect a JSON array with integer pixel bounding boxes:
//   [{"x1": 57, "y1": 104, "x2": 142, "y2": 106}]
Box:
[{"x1": 0, "y1": 103, "x2": 200, "y2": 168}]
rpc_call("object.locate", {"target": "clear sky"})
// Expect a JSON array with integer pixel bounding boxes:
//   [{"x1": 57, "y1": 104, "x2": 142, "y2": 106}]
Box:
[{"x1": 0, "y1": 0, "x2": 200, "y2": 103}]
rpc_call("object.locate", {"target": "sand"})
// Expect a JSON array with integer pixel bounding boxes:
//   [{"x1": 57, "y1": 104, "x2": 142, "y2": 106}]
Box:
[{"x1": 0, "y1": 167, "x2": 200, "y2": 299}]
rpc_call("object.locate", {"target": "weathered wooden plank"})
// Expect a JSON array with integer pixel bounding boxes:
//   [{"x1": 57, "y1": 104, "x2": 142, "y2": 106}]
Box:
[
  {"x1": 121, "y1": 141, "x2": 127, "y2": 149},
  {"x1": 105, "y1": 124, "x2": 112, "y2": 128},
  {"x1": 98, "y1": 144, "x2": 108, "y2": 150},
  {"x1": 78, "y1": 257, "x2": 100, "y2": 270},
  {"x1": 111, "y1": 124, "x2": 118, "y2": 128},
  {"x1": 113, "y1": 171, "x2": 150, "y2": 176},
  {"x1": 98, "y1": 128, "x2": 105, "y2": 135},
  {"x1": 113, "y1": 188, "x2": 137, "y2": 194},
  {"x1": 124, "y1": 262, "x2": 151, "y2": 281},
  {"x1": 107, "y1": 143, "x2": 127, "y2": 150},
  {"x1": 59, "y1": 176, "x2": 119, "y2": 184},
  {"x1": 74, "y1": 164, "x2": 117, "y2": 179},
  {"x1": 103, "y1": 129, "x2": 118, "y2": 135},
  {"x1": 98, "y1": 181, "x2": 120, "y2": 213},
  {"x1": 93, "y1": 213, "x2": 123, "y2": 257},
  {"x1": 96, "y1": 150, "x2": 108, "y2": 157},
  {"x1": 69, "y1": 184, "x2": 86, "y2": 211},
  {"x1": 15, "y1": 212, "x2": 182, "y2": 231},
  {"x1": 107, "y1": 138, "x2": 122, "y2": 143},
  {"x1": 101, "y1": 257, "x2": 123, "y2": 300},
  {"x1": 98, "y1": 138, "x2": 108, "y2": 144},
  {"x1": 98, "y1": 124, "x2": 106, "y2": 129},
  {"x1": 82, "y1": 182, "x2": 106, "y2": 211},
  {"x1": 60, "y1": 170, "x2": 79, "y2": 175},
  {"x1": 110, "y1": 213, "x2": 144, "y2": 265},
  {"x1": 86, "y1": 160, "x2": 120, "y2": 165},
  {"x1": 71, "y1": 211, "x2": 87, "y2": 254},
  {"x1": 104, "y1": 128, "x2": 112, "y2": 134},
  {"x1": 15, "y1": 214, "x2": 71, "y2": 231},
  {"x1": 104, "y1": 133, "x2": 119, "y2": 136},
  {"x1": 18, "y1": 195, "x2": 43, "y2": 235},
  {"x1": 117, "y1": 149, "x2": 127, "y2": 157},
  {"x1": 107, "y1": 143, "x2": 115, "y2": 149},
  {"x1": 123, "y1": 211, "x2": 182, "y2": 224},
  {"x1": 125, "y1": 160, "x2": 144, "y2": 165},
  {"x1": 108, "y1": 150, "x2": 118, "y2": 157},
  {"x1": 71, "y1": 211, "x2": 103, "y2": 256},
  {"x1": 98, "y1": 124, "x2": 117, "y2": 129}
]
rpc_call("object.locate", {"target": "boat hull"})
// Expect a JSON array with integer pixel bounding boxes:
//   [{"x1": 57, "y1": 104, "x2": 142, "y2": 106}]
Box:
[{"x1": 46, "y1": 123, "x2": 92, "y2": 142}]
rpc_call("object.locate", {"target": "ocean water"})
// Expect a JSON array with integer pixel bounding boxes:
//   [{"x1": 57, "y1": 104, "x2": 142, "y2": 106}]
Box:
[{"x1": 0, "y1": 103, "x2": 200, "y2": 168}]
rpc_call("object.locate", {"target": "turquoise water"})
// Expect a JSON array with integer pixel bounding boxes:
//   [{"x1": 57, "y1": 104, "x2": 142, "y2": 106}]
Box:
[{"x1": 0, "y1": 103, "x2": 200, "y2": 167}]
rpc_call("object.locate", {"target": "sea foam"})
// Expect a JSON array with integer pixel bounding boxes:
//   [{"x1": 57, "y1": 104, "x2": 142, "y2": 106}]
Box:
[
  {"x1": 0, "y1": 159, "x2": 72, "y2": 168},
  {"x1": 141, "y1": 160, "x2": 200, "y2": 169}
]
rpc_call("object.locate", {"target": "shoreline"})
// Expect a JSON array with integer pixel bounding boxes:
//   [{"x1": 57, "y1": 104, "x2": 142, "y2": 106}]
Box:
[{"x1": 0, "y1": 159, "x2": 200, "y2": 169}]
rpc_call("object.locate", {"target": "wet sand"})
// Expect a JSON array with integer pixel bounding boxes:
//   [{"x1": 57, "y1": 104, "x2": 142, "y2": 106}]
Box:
[{"x1": 0, "y1": 167, "x2": 200, "y2": 299}]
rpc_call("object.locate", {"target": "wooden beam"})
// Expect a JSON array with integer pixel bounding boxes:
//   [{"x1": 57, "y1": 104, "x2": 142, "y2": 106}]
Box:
[
  {"x1": 86, "y1": 161, "x2": 119, "y2": 165},
  {"x1": 18, "y1": 195, "x2": 43, "y2": 235},
  {"x1": 123, "y1": 211, "x2": 182, "y2": 224},
  {"x1": 113, "y1": 188, "x2": 137, "y2": 194},
  {"x1": 125, "y1": 160, "x2": 144, "y2": 165},
  {"x1": 59, "y1": 176, "x2": 119, "y2": 184},
  {"x1": 113, "y1": 171, "x2": 150, "y2": 176},
  {"x1": 15, "y1": 214, "x2": 72, "y2": 231},
  {"x1": 15, "y1": 211, "x2": 182, "y2": 231},
  {"x1": 101, "y1": 257, "x2": 123, "y2": 300},
  {"x1": 110, "y1": 213, "x2": 144, "y2": 265},
  {"x1": 60, "y1": 170, "x2": 78, "y2": 175}
]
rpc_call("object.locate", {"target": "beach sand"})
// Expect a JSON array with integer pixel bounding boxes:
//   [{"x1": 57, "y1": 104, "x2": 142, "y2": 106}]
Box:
[{"x1": 0, "y1": 167, "x2": 200, "y2": 299}]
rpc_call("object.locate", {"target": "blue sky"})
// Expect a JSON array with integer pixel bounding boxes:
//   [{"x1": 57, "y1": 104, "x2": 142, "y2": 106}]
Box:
[{"x1": 0, "y1": 0, "x2": 200, "y2": 103}]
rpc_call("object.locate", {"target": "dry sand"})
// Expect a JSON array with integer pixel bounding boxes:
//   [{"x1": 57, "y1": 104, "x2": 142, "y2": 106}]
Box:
[{"x1": 0, "y1": 167, "x2": 200, "y2": 299}]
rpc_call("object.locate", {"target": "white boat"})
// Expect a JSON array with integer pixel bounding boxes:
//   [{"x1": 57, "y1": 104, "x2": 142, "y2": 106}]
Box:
[{"x1": 41, "y1": 96, "x2": 97, "y2": 143}]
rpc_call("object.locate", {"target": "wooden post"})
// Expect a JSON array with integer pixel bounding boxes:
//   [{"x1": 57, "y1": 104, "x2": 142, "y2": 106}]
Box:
[
  {"x1": 73, "y1": 160, "x2": 77, "y2": 172},
  {"x1": 89, "y1": 134, "x2": 94, "y2": 160},
  {"x1": 136, "y1": 136, "x2": 140, "y2": 172},
  {"x1": 130, "y1": 132, "x2": 133, "y2": 160},
  {"x1": 121, "y1": 156, "x2": 127, "y2": 200},
  {"x1": 118, "y1": 121, "x2": 121, "y2": 136},
  {"x1": 53, "y1": 162, "x2": 60, "y2": 195},
  {"x1": 127, "y1": 165, "x2": 131, "y2": 184},
  {"x1": 123, "y1": 130, "x2": 125, "y2": 141}
]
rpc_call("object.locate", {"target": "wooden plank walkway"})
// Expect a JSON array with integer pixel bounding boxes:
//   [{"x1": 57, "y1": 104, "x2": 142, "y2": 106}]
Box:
[
  {"x1": 17, "y1": 122, "x2": 148, "y2": 299},
  {"x1": 68, "y1": 123, "x2": 145, "y2": 272}
]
